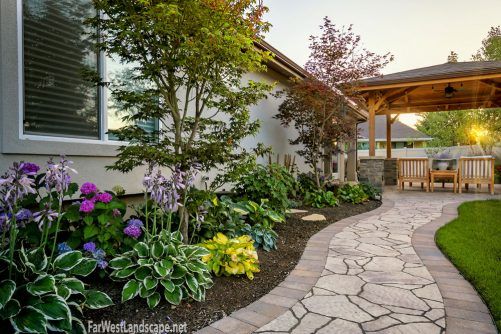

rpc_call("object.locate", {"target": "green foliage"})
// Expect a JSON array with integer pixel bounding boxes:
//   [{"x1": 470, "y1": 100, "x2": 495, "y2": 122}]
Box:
[
  {"x1": 337, "y1": 184, "x2": 369, "y2": 204},
  {"x1": 297, "y1": 172, "x2": 319, "y2": 195},
  {"x1": 304, "y1": 190, "x2": 338, "y2": 208},
  {"x1": 234, "y1": 164, "x2": 297, "y2": 213},
  {"x1": 200, "y1": 233, "x2": 260, "y2": 280},
  {"x1": 65, "y1": 194, "x2": 129, "y2": 256},
  {"x1": 0, "y1": 247, "x2": 112, "y2": 333},
  {"x1": 237, "y1": 224, "x2": 278, "y2": 252},
  {"x1": 472, "y1": 26, "x2": 501, "y2": 61},
  {"x1": 235, "y1": 200, "x2": 285, "y2": 229},
  {"x1": 109, "y1": 231, "x2": 212, "y2": 307},
  {"x1": 359, "y1": 183, "x2": 381, "y2": 201},
  {"x1": 435, "y1": 200, "x2": 501, "y2": 331}
]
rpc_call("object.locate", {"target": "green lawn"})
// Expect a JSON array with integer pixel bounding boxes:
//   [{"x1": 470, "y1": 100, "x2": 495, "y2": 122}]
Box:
[{"x1": 436, "y1": 200, "x2": 501, "y2": 331}]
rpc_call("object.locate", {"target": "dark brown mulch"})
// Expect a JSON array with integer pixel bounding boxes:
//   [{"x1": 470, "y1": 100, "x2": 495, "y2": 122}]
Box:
[{"x1": 85, "y1": 201, "x2": 381, "y2": 333}]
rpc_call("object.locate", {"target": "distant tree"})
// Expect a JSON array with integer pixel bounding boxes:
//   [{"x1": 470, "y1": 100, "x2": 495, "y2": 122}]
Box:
[
  {"x1": 276, "y1": 17, "x2": 392, "y2": 187},
  {"x1": 447, "y1": 51, "x2": 459, "y2": 63},
  {"x1": 417, "y1": 110, "x2": 501, "y2": 154},
  {"x1": 87, "y1": 0, "x2": 273, "y2": 241},
  {"x1": 472, "y1": 26, "x2": 501, "y2": 61}
]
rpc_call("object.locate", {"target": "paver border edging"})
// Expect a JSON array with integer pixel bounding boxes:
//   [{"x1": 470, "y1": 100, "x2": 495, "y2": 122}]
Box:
[
  {"x1": 412, "y1": 202, "x2": 499, "y2": 334},
  {"x1": 195, "y1": 200, "x2": 395, "y2": 334}
]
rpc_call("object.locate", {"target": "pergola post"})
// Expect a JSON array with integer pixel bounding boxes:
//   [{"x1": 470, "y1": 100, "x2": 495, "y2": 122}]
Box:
[
  {"x1": 386, "y1": 113, "x2": 392, "y2": 159},
  {"x1": 337, "y1": 141, "x2": 346, "y2": 182},
  {"x1": 368, "y1": 96, "x2": 376, "y2": 157},
  {"x1": 346, "y1": 134, "x2": 358, "y2": 182}
]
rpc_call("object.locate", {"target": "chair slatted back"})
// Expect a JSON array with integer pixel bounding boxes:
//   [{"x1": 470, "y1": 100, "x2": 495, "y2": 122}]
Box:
[
  {"x1": 459, "y1": 157, "x2": 494, "y2": 182},
  {"x1": 398, "y1": 158, "x2": 429, "y2": 179}
]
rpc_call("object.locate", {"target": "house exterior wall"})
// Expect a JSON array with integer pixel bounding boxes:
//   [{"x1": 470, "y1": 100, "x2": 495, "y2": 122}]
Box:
[{"x1": 0, "y1": 0, "x2": 307, "y2": 194}]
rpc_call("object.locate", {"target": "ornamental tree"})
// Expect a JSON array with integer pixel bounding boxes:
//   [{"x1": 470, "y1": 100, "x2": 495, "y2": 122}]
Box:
[
  {"x1": 275, "y1": 78, "x2": 355, "y2": 187},
  {"x1": 86, "y1": 0, "x2": 273, "y2": 241},
  {"x1": 276, "y1": 17, "x2": 392, "y2": 187}
]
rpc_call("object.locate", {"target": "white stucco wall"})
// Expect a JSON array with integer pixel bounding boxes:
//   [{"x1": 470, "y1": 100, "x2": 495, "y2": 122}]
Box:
[{"x1": 0, "y1": 0, "x2": 307, "y2": 195}]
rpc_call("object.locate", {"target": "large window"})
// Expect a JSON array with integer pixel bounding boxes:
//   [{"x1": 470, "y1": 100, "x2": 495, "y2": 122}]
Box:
[{"x1": 23, "y1": 0, "x2": 156, "y2": 140}]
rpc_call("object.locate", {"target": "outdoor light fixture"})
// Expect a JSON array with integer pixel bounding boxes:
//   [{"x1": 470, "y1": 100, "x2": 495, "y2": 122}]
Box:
[{"x1": 444, "y1": 83, "x2": 457, "y2": 98}]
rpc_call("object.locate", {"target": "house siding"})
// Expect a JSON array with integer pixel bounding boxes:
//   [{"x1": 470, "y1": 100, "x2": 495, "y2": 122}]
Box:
[{"x1": 0, "y1": 0, "x2": 307, "y2": 194}]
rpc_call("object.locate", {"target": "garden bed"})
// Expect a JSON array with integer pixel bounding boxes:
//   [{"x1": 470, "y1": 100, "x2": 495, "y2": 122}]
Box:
[{"x1": 85, "y1": 200, "x2": 381, "y2": 332}]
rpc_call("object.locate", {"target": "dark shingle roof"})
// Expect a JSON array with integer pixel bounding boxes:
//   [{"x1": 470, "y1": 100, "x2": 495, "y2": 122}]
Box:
[
  {"x1": 361, "y1": 61, "x2": 501, "y2": 87},
  {"x1": 358, "y1": 116, "x2": 431, "y2": 140}
]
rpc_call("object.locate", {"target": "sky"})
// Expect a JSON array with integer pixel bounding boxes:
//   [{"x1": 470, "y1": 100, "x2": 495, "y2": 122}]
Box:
[{"x1": 263, "y1": 0, "x2": 501, "y2": 128}]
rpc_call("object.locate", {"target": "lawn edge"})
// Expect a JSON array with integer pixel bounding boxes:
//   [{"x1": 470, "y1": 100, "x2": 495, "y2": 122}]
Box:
[
  {"x1": 412, "y1": 201, "x2": 499, "y2": 334},
  {"x1": 195, "y1": 200, "x2": 394, "y2": 334}
]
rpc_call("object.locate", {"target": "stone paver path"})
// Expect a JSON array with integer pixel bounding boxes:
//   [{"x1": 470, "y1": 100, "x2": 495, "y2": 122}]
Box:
[{"x1": 255, "y1": 193, "x2": 496, "y2": 334}]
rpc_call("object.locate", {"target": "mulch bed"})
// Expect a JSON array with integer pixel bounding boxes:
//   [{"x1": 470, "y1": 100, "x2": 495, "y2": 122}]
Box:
[{"x1": 85, "y1": 200, "x2": 381, "y2": 333}]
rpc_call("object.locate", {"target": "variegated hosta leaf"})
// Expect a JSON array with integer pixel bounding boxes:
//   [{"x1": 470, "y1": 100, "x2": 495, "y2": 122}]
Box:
[
  {"x1": 121, "y1": 280, "x2": 140, "y2": 303},
  {"x1": 84, "y1": 290, "x2": 113, "y2": 310},
  {"x1": 61, "y1": 277, "x2": 85, "y2": 294},
  {"x1": 151, "y1": 241, "x2": 164, "y2": 259},
  {"x1": 147, "y1": 292, "x2": 161, "y2": 309},
  {"x1": 53, "y1": 251, "x2": 83, "y2": 271},
  {"x1": 33, "y1": 294, "x2": 71, "y2": 321},
  {"x1": 164, "y1": 286, "x2": 182, "y2": 305},
  {"x1": 1, "y1": 299, "x2": 21, "y2": 319},
  {"x1": 10, "y1": 306, "x2": 47, "y2": 334},
  {"x1": 26, "y1": 275, "x2": 55, "y2": 296},
  {"x1": 160, "y1": 279, "x2": 175, "y2": 293},
  {"x1": 109, "y1": 257, "x2": 132, "y2": 270},
  {"x1": 0, "y1": 279, "x2": 16, "y2": 308},
  {"x1": 134, "y1": 242, "x2": 149, "y2": 258},
  {"x1": 70, "y1": 258, "x2": 97, "y2": 277},
  {"x1": 113, "y1": 266, "x2": 137, "y2": 279},
  {"x1": 143, "y1": 276, "x2": 158, "y2": 290}
]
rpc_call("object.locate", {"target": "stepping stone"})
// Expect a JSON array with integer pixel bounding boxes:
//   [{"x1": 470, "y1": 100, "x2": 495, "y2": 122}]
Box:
[
  {"x1": 289, "y1": 209, "x2": 308, "y2": 214},
  {"x1": 302, "y1": 214, "x2": 326, "y2": 221}
]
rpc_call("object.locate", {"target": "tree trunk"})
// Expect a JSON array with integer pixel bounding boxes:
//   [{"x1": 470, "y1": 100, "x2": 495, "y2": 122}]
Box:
[{"x1": 179, "y1": 206, "x2": 189, "y2": 243}]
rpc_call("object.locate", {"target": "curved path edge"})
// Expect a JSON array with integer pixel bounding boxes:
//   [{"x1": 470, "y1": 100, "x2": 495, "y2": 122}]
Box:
[
  {"x1": 412, "y1": 202, "x2": 498, "y2": 334},
  {"x1": 196, "y1": 201, "x2": 395, "y2": 334}
]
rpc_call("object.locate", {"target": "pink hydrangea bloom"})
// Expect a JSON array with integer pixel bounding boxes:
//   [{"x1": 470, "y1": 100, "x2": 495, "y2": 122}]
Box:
[
  {"x1": 79, "y1": 199, "x2": 95, "y2": 213},
  {"x1": 80, "y1": 182, "x2": 98, "y2": 195},
  {"x1": 94, "y1": 192, "x2": 112, "y2": 203}
]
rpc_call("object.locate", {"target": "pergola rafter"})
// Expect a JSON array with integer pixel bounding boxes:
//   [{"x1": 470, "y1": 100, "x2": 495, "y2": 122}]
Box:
[{"x1": 357, "y1": 61, "x2": 501, "y2": 157}]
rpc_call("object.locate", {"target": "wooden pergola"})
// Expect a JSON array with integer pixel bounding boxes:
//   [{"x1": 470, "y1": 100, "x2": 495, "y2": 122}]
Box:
[{"x1": 357, "y1": 61, "x2": 501, "y2": 158}]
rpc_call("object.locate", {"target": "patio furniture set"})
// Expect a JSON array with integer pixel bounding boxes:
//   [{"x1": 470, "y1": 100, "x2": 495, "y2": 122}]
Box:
[{"x1": 397, "y1": 156, "x2": 495, "y2": 194}]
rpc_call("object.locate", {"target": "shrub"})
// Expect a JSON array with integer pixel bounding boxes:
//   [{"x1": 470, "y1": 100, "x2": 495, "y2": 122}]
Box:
[
  {"x1": 0, "y1": 158, "x2": 113, "y2": 332},
  {"x1": 200, "y1": 233, "x2": 260, "y2": 280},
  {"x1": 109, "y1": 231, "x2": 212, "y2": 307},
  {"x1": 65, "y1": 186, "x2": 130, "y2": 256},
  {"x1": 304, "y1": 189, "x2": 339, "y2": 208},
  {"x1": 297, "y1": 172, "x2": 319, "y2": 196},
  {"x1": 360, "y1": 183, "x2": 381, "y2": 201},
  {"x1": 337, "y1": 184, "x2": 369, "y2": 204},
  {"x1": 235, "y1": 199, "x2": 285, "y2": 229},
  {"x1": 234, "y1": 164, "x2": 297, "y2": 213}
]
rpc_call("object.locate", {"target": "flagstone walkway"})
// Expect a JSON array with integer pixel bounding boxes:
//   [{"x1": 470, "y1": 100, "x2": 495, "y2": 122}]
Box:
[{"x1": 199, "y1": 190, "x2": 499, "y2": 334}]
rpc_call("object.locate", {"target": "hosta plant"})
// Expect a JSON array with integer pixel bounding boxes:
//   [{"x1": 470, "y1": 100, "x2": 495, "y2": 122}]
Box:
[
  {"x1": 235, "y1": 199, "x2": 285, "y2": 229},
  {"x1": 237, "y1": 223, "x2": 278, "y2": 252},
  {"x1": 337, "y1": 184, "x2": 369, "y2": 204},
  {"x1": 200, "y1": 233, "x2": 260, "y2": 280},
  {"x1": 109, "y1": 231, "x2": 212, "y2": 308},
  {"x1": 304, "y1": 189, "x2": 338, "y2": 208},
  {"x1": 0, "y1": 248, "x2": 112, "y2": 333}
]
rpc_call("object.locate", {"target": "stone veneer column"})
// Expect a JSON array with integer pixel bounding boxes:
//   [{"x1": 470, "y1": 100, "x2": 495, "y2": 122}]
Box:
[
  {"x1": 358, "y1": 157, "x2": 385, "y2": 191},
  {"x1": 384, "y1": 158, "x2": 398, "y2": 186}
]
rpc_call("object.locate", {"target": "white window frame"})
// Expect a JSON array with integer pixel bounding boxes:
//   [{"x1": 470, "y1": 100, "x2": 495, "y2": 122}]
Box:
[{"x1": 16, "y1": 0, "x2": 145, "y2": 145}]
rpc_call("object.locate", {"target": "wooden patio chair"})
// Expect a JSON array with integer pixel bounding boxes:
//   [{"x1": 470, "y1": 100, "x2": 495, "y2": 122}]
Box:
[
  {"x1": 397, "y1": 158, "x2": 430, "y2": 192},
  {"x1": 458, "y1": 157, "x2": 495, "y2": 195}
]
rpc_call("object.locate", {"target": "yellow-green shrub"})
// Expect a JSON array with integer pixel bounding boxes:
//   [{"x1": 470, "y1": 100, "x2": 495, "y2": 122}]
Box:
[{"x1": 200, "y1": 233, "x2": 260, "y2": 280}]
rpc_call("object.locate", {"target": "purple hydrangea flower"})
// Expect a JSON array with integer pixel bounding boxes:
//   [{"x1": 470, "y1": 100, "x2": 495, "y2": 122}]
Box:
[
  {"x1": 80, "y1": 182, "x2": 98, "y2": 195},
  {"x1": 124, "y1": 224, "x2": 142, "y2": 239},
  {"x1": 57, "y1": 242, "x2": 72, "y2": 254},
  {"x1": 20, "y1": 162, "x2": 40, "y2": 175},
  {"x1": 79, "y1": 200, "x2": 95, "y2": 213},
  {"x1": 94, "y1": 192, "x2": 112, "y2": 203},
  {"x1": 97, "y1": 259, "x2": 108, "y2": 269},
  {"x1": 127, "y1": 218, "x2": 143, "y2": 228},
  {"x1": 92, "y1": 248, "x2": 106, "y2": 260},
  {"x1": 15, "y1": 208, "x2": 32, "y2": 221},
  {"x1": 83, "y1": 242, "x2": 96, "y2": 253}
]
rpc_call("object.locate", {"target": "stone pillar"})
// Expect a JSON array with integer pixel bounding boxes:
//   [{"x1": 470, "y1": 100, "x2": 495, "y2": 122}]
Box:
[
  {"x1": 359, "y1": 157, "x2": 385, "y2": 192},
  {"x1": 346, "y1": 139, "x2": 358, "y2": 182},
  {"x1": 384, "y1": 158, "x2": 398, "y2": 185},
  {"x1": 337, "y1": 141, "x2": 345, "y2": 182}
]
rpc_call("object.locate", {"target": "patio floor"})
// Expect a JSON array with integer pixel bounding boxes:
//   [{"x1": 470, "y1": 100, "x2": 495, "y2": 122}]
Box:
[{"x1": 200, "y1": 188, "x2": 500, "y2": 334}]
